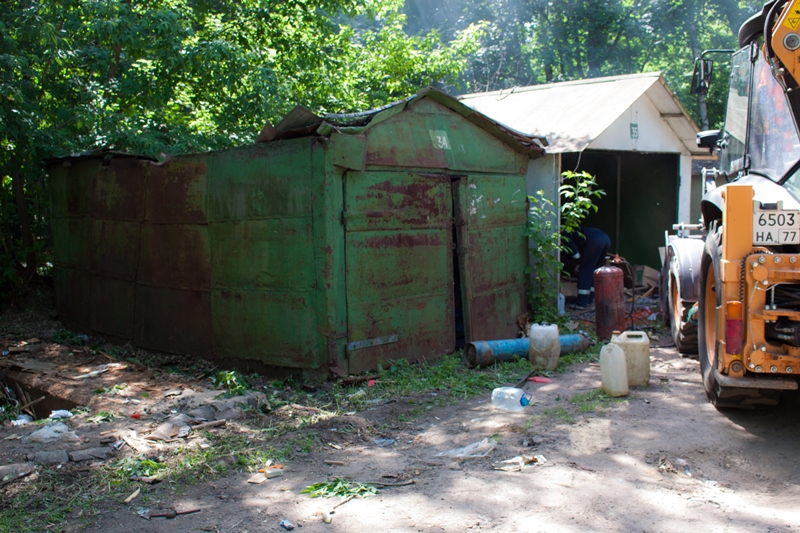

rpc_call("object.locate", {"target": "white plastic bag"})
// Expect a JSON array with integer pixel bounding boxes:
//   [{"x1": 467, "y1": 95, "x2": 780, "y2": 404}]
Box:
[
  {"x1": 437, "y1": 438, "x2": 496, "y2": 458},
  {"x1": 28, "y1": 422, "x2": 79, "y2": 443}
]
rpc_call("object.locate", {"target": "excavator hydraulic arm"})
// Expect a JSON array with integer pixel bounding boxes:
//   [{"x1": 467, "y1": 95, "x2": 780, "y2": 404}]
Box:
[{"x1": 769, "y1": 0, "x2": 800, "y2": 130}]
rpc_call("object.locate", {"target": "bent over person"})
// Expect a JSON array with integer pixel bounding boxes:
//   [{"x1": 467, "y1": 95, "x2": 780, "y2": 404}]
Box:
[{"x1": 564, "y1": 227, "x2": 610, "y2": 309}]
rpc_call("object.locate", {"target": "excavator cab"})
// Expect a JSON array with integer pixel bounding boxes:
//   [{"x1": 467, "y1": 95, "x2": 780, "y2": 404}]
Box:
[{"x1": 666, "y1": 1, "x2": 800, "y2": 408}]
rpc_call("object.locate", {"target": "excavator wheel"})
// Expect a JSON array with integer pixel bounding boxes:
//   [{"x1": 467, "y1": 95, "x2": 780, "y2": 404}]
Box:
[
  {"x1": 697, "y1": 226, "x2": 779, "y2": 409},
  {"x1": 669, "y1": 267, "x2": 698, "y2": 356}
]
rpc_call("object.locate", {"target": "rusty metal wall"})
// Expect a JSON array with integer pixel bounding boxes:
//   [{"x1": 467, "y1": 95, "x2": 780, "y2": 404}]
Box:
[
  {"x1": 90, "y1": 158, "x2": 147, "y2": 340},
  {"x1": 206, "y1": 141, "x2": 322, "y2": 370},
  {"x1": 50, "y1": 139, "x2": 325, "y2": 371},
  {"x1": 342, "y1": 171, "x2": 455, "y2": 373},
  {"x1": 454, "y1": 175, "x2": 529, "y2": 342},
  {"x1": 49, "y1": 94, "x2": 534, "y2": 375},
  {"x1": 50, "y1": 158, "x2": 98, "y2": 330},
  {"x1": 363, "y1": 98, "x2": 528, "y2": 174},
  {"x1": 135, "y1": 156, "x2": 212, "y2": 354}
]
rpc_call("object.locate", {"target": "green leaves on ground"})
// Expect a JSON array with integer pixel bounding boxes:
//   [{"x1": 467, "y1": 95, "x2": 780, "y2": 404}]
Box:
[
  {"x1": 112, "y1": 457, "x2": 166, "y2": 478},
  {"x1": 85, "y1": 411, "x2": 115, "y2": 424},
  {"x1": 301, "y1": 478, "x2": 378, "y2": 499},
  {"x1": 212, "y1": 370, "x2": 251, "y2": 397}
]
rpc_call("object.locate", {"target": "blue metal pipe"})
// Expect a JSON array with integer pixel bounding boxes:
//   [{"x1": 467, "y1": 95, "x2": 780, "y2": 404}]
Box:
[{"x1": 465, "y1": 334, "x2": 590, "y2": 368}]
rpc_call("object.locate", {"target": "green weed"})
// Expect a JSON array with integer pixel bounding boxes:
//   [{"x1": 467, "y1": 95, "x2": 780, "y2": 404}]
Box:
[
  {"x1": 543, "y1": 406, "x2": 575, "y2": 424},
  {"x1": 301, "y1": 478, "x2": 378, "y2": 499},
  {"x1": 85, "y1": 411, "x2": 114, "y2": 424},
  {"x1": 555, "y1": 340, "x2": 601, "y2": 371},
  {"x1": 93, "y1": 383, "x2": 127, "y2": 395},
  {"x1": 111, "y1": 457, "x2": 166, "y2": 478},
  {"x1": 51, "y1": 329, "x2": 88, "y2": 346},
  {"x1": 569, "y1": 389, "x2": 626, "y2": 413},
  {"x1": 212, "y1": 370, "x2": 250, "y2": 397}
]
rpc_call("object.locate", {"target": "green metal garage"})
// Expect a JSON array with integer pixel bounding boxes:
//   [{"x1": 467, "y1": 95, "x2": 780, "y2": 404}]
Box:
[{"x1": 48, "y1": 88, "x2": 545, "y2": 376}]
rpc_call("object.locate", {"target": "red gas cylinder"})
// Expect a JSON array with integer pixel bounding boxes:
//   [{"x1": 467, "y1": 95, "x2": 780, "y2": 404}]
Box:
[{"x1": 594, "y1": 265, "x2": 625, "y2": 340}]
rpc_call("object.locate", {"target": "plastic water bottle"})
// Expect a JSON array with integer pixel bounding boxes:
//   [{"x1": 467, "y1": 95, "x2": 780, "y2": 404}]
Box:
[{"x1": 491, "y1": 387, "x2": 532, "y2": 411}]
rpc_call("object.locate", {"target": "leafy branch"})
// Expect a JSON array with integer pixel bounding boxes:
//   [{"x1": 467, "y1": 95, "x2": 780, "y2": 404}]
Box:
[{"x1": 526, "y1": 170, "x2": 605, "y2": 322}]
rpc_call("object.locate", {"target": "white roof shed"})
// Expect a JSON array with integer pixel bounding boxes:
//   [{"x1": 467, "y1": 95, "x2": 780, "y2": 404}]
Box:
[{"x1": 459, "y1": 72, "x2": 708, "y2": 267}]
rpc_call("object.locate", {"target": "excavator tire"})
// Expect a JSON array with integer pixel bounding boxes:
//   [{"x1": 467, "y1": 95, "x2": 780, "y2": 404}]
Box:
[
  {"x1": 669, "y1": 267, "x2": 698, "y2": 356},
  {"x1": 698, "y1": 226, "x2": 779, "y2": 409}
]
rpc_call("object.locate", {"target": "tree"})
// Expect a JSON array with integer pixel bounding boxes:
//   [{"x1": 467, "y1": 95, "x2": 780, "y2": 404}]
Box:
[
  {"x1": 0, "y1": 0, "x2": 481, "y2": 298},
  {"x1": 403, "y1": 0, "x2": 753, "y2": 126}
]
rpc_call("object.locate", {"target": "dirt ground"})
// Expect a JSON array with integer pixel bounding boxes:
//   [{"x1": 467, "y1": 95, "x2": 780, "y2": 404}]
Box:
[{"x1": 3, "y1": 302, "x2": 800, "y2": 532}]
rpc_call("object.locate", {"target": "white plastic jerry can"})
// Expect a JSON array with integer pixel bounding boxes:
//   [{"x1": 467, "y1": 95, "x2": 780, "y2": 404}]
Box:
[
  {"x1": 610, "y1": 330, "x2": 650, "y2": 387},
  {"x1": 600, "y1": 343, "x2": 629, "y2": 397},
  {"x1": 529, "y1": 323, "x2": 560, "y2": 370}
]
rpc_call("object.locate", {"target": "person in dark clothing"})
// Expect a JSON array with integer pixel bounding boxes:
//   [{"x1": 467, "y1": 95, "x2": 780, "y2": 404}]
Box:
[{"x1": 564, "y1": 227, "x2": 610, "y2": 309}]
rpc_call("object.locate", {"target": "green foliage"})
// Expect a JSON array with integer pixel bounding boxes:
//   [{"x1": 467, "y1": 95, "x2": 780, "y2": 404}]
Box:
[
  {"x1": 526, "y1": 191, "x2": 562, "y2": 323},
  {"x1": 526, "y1": 171, "x2": 604, "y2": 322},
  {"x1": 0, "y1": 396, "x2": 19, "y2": 422},
  {"x1": 405, "y1": 0, "x2": 751, "y2": 128},
  {"x1": 372, "y1": 351, "x2": 532, "y2": 399},
  {"x1": 85, "y1": 411, "x2": 115, "y2": 424},
  {"x1": 93, "y1": 383, "x2": 127, "y2": 396},
  {"x1": 301, "y1": 478, "x2": 378, "y2": 498},
  {"x1": 559, "y1": 171, "x2": 605, "y2": 235},
  {"x1": 112, "y1": 456, "x2": 166, "y2": 478},
  {"x1": 212, "y1": 370, "x2": 251, "y2": 397},
  {"x1": 0, "y1": 0, "x2": 480, "y2": 301},
  {"x1": 51, "y1": 329, "x2": 88, "y2": 346},
  {"x1": 568, "y1": 388, "x2": 625, "y2": 413}
]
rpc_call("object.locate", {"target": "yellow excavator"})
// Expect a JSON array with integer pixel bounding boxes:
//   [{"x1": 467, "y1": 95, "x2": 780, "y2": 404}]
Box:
[{"x1": 665, "y1": 0, "x2": 800, "y2": 407}]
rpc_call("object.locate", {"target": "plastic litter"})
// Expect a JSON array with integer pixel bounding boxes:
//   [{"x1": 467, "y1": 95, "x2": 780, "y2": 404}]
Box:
[
  {"x1": 280, "y1": 519, "x2": 295, "y2": 530},
  {"x1": 0, "y1": 462, "x2": 35, "y2": 484},
  {"x1": 11, "y1": 414, "x2": 34, "y2": 426},
  {"x1": 437, "y1": 438, "x2": 496, "y2": 458},
  {"x1": 529, "y1": 323, "x2": 560, "y2": 370},
  {"x1": 49, "y1": 409, "x2": 73, "y2": 419},
  {"x1": 493, "y1": 454, "x2": 547, "y2": 472},
  {"x1": 147, "y1": 415, "x2": 192, "y2": 441},
  {"x1": 373, "y1": 438, "x2": 396, "y2": 447},
  {"x1": 600, "y1": 343, "x2": 629, "y2": 397},
  {"x1": 27, "y1": 422, "x2": 79, "y2": 443},
  {"x1": 491, "y1": 387, "x2": 531, "y2": 411}
]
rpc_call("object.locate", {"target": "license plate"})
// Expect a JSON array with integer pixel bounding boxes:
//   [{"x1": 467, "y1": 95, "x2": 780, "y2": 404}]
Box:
[{"x1": 753, "y1": 209, "x2": 800, "y2": 245}]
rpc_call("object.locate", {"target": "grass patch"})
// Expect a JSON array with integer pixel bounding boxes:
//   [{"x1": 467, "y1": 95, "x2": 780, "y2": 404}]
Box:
[
  {"x1": 555, "y1": 341, "x2": 601, "y2": 372},
  {"x1": 335, "y1": 351, "x2": 533, "y2": 415},
  {"x1": 569, "y1": 389, "x2": 626, "y2": 413},
  {"x1": 542, "y1": 406, "x2": 575, "y2": 424}
]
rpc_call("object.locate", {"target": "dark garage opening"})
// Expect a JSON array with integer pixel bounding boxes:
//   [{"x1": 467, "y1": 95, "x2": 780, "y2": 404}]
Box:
[{"x1": 562, "y1": 150, "x2": 679, "y2": 269}]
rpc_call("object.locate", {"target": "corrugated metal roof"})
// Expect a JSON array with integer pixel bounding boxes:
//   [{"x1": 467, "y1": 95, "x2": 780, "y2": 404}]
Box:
[
  {"x1": 260, "y1": 87, "x2": 547, "y2": 157},
  {"x1": 458, "y1": 72, "x2": 706, "y2": 156}
]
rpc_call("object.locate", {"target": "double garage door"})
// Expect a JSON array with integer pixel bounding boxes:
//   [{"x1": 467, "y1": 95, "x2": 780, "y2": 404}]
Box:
[{"x1": 343, "y1": 170, "x2": 528, "y2": 373}]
